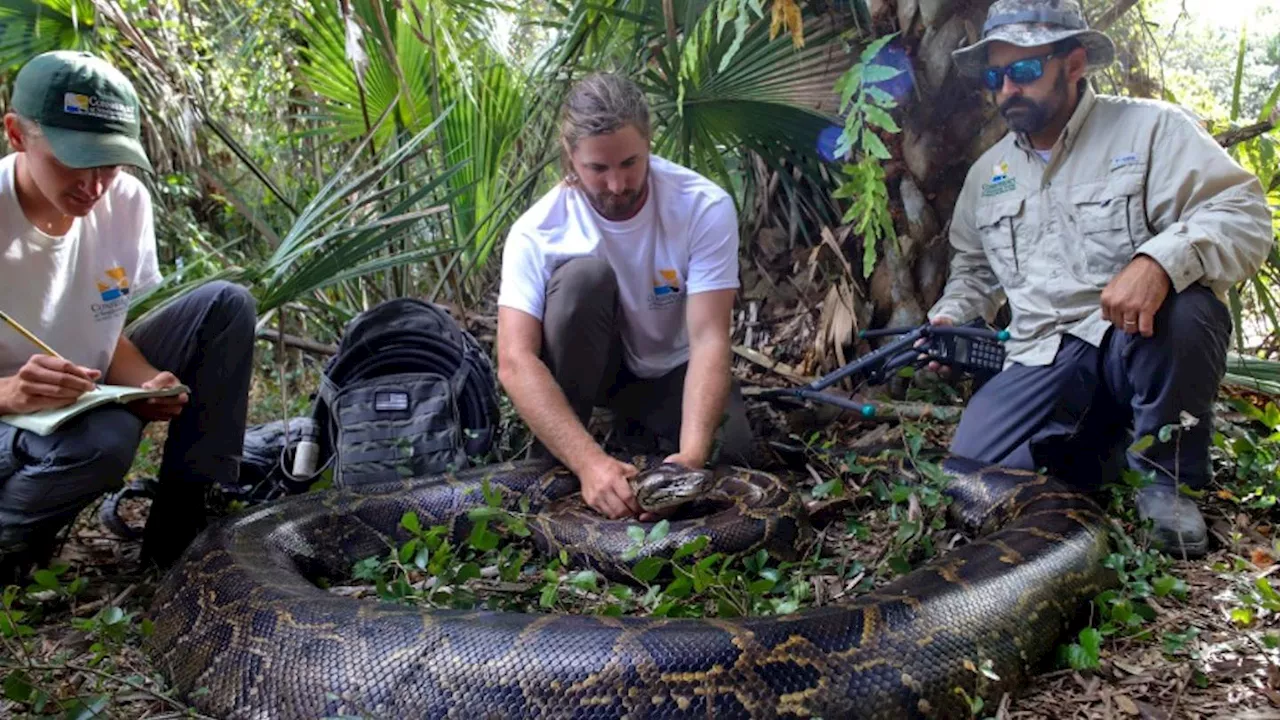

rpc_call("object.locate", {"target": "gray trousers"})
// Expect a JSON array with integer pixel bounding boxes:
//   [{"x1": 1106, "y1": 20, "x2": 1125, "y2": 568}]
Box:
[
  {"x1": 532, "y1": 257, "x2": 753, "y2": 465},
  {"x1": 0, "y1": 281, "x2": 256, "y2": 554},
  {"x1": 951, "y1": 284, "x2": 1231, "y2": 490}
]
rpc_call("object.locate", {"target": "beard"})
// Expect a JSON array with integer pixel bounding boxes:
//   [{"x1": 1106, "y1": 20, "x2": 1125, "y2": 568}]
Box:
[
  {"x1": 999, "y1": 68, "x2": 1067, "y2": 134},
  {"x1": 583, "y1": 167, "x2": 649, "y2": 221}
]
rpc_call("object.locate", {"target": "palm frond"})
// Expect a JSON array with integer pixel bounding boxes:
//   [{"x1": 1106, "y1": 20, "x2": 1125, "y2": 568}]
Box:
[
  {"x1": 643, "y1": 11, "x2": 850, "y2": 228},
  {"x1": 0, "y1": 0, "x2": 96, "y2": 72},
  {"x1": 253, "y1": 103, "x2": 469, "y2": 312},
  {"x1": 1226, "y1": 353, "x2": 1280, "y2": 397}
]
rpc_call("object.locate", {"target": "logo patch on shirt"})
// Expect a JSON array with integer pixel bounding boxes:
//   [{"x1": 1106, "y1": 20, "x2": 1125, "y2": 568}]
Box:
[
  {"x1": 982, "y1": 160, "x2": 1017, "y2": 197},
  {"x1": 91, "y1": 267, "x2": 132, "y2": 322},
  {"x1": 653, "y1": 269, "x2": 681, "y2": 296},
  {"x1": 649, "y1": 269, "x2": 682, "y2": 309},
  {"x1": 96, "y1": 267, "x2": 131, "y2": 301},
  {"x1": 1110, "y1": 153, "x2": 1141, "y2": 171}
]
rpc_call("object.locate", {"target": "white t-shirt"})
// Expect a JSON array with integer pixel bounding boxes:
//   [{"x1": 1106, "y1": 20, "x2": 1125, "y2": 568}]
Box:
[
  {"x1": 498, "y1": 155, "x2": 740, "y2": 378},
  {"x1": 0, "y1": 153, "x2": 160, "y2": 378}
]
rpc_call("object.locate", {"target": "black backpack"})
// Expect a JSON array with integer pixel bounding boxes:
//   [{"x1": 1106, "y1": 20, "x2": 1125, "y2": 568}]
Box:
[
  {"x1": 99, "y1": 299, "x2": 499, "y2": 538},
  {"x1": 301, "y1": 298, "x2": 500, "y2": 488}
]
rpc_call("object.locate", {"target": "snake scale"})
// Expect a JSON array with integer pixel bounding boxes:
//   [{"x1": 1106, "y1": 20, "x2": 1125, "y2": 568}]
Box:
[{"x1": 146, "y1": 454, "x2": 1115, "y2": 719}]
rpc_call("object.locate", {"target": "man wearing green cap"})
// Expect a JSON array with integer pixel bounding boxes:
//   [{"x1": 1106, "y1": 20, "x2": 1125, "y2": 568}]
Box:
[
  {"x1": 0, "y1": 51, "x2": 256, "y2": 582},
  {"x1": 927, "y1": 0, "x2": 1273, "y2": 558}
]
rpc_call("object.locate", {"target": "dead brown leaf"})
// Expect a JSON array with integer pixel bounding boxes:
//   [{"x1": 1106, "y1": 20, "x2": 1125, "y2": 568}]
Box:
[
  {"x1": 1253, "y1": 547, "x2": 1276, "y2": 568},
  {"x1": 1135, "y1": 700, "x2": 1169, "y2": 720},
  {"x1": 1115, "y1": 692, "x2": 1141, "y2": 716},
  {"x1": 814, "y1": 280, "x2": 859, "y2": 370},
  {"x1": 1264, "y1": 687, "x2": 1280, "y2": 708},
  {"x1": 1113, "y1": 659, "x2": 1149, "y2": 677}
]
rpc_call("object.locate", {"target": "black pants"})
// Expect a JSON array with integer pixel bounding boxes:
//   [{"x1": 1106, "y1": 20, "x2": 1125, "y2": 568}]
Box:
[
  {"x1": 0, "y1": 281, "x2": 256, "y2": 553},
  {"x1": 532, "y1": 257, "x2": 753, "y2": 464},
  {"x1": 950, "y1": 284, "x2": 1231, "y2": 490}
]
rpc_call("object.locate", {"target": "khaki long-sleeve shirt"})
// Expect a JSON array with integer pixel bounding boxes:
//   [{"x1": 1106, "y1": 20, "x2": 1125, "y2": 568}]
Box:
[{"x1": 929, "y1": 87, "x2": 1274, "y2": 368}]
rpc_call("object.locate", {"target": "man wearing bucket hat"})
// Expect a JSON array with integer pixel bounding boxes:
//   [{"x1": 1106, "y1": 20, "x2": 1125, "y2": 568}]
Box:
[
  {"x1": 0, "y1": 51, "x2": 256, "y2": 582},
  {"x1": 927, "y1": 0, "x2": 1273, "y2": 558}
]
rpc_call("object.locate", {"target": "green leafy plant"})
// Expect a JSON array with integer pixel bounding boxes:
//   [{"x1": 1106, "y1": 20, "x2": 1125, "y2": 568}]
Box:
[
  {"x1": 830, "y1": 32, "x2": 904, "y2": 277},
  {"x1": 1216, "y1": 398, "x2": 1280, "y2": 509}
]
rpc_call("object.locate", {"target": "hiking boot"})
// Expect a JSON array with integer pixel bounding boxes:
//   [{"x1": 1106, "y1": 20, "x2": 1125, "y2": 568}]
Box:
[{"x1": 1135, "y1": 484, "x2": 1208, "y2": 559}]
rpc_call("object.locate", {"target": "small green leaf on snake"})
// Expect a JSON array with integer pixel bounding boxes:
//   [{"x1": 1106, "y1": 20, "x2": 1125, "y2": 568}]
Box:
[
  {"x1": 401, "y1": 512, "x2": 421, "y2": 534},
  {"x1": 467, "y1": 506, "x2": 501, "y2": 522},
  {"x1": 673, "y1": 535, "x2": 710, "y2": 560},
  {"x1": 648, "y1": 520, "x2": 670, "y2": 543}
]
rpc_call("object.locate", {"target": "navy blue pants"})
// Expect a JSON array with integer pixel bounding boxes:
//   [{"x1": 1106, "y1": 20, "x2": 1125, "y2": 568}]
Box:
[
  {"x1": 0, "y1": 281, "x2": 256, "y2": 552},
  {"x1": 951, "y1": 284, "x2": 1231, "y2": 490}
]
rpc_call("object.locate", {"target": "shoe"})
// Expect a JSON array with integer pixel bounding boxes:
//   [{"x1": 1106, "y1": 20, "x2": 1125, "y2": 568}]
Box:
[
  {"x1": 1135, "y1": 484, "x2": 1208, "y2": 558},
  {"x1": 0, "y1": 534, "x2": 59, "y2": 586}
]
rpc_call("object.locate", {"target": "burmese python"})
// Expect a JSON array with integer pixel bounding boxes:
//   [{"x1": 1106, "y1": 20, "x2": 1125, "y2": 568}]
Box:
[{"x1": 145, "y1": 454, "x2": 1114, "y2": 719}]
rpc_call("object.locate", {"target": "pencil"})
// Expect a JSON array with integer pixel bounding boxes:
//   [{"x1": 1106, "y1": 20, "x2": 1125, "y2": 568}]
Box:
[{"x1": 0, "y1": 310, "x2": 65, "y2": 359}]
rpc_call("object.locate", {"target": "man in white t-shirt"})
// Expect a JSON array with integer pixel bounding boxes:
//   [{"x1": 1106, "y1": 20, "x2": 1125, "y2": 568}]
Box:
[
  {"x1": 497, "y1": 72, "x2": 752, "y2": 520},
  {"x1": 0, "y1": 51, "x2": 256, "y2": 582}
]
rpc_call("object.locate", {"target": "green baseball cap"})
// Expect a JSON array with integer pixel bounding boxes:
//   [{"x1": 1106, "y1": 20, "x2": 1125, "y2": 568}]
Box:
[{"x1": 10, "y1": 50, "x2": 152, "y2": 173}]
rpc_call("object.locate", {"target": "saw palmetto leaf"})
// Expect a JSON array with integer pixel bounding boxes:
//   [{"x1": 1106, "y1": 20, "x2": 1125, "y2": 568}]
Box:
[
  {"x1": 252, "y1": 106, "x2": 469, "y2": 310},
  {"x1": 0, "y1": 0, "x2": 96, "y2": 71},
  {"x1": 641, "y1": 11, "x2": 849, "y2": 233}
]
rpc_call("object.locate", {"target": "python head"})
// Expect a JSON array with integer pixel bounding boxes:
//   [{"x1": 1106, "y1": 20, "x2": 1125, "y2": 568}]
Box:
[{"x1": 629, "y1": 462, "x2": 715, "y2": 515}]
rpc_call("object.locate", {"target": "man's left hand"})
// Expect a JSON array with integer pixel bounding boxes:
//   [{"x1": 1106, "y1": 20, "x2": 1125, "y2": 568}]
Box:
[
  {"x1": 1101, "y1": 255, "x2": 1171, "y2": 338},
  {"x1": 130, "y1": 371, "x2": 188, "y2": 422}
]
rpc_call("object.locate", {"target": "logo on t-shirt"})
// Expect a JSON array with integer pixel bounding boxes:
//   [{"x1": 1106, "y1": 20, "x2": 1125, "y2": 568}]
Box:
[
  {"x1": 96, "y1": 267, "x2": 132, "y2": 301},
  {"x1": 91, "y1": 267, "x2": 132, "y2": 321},
  {"x1": 649, "y1": 268, "x2": 682, "y2": 309}
]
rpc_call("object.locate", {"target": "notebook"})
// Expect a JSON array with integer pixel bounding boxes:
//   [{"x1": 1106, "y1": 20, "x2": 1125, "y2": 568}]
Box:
[{"x1": 0, "y1": 383, "x2": 190, "y2": 436}]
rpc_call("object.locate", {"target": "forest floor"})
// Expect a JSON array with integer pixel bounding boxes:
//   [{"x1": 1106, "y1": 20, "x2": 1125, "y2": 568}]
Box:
[{"x1": 3, "y1": 301, "x2": 1280, "y2": 719}]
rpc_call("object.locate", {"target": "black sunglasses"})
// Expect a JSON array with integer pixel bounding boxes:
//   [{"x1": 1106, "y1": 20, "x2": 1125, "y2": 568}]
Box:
[{"x1": 981, "y1": 50, "x2": 1065, "y2": 91}]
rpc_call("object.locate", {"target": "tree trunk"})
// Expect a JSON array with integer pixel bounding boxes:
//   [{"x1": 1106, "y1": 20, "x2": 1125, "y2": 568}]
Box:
[{"x1": 854, "y1": 0, "x2": 1002, "y2": 341}]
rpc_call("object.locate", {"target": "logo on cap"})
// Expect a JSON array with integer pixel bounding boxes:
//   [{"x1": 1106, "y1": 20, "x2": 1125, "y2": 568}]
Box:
[{"x1": 63, "y1": 92, "x2": 136, "y2": 123}]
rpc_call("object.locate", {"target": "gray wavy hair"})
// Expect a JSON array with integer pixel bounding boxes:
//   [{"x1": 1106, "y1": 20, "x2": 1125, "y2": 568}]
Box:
[
  {"x1": 7, "y1": 113, "x2": 42, "y2": 139},
  {"x1": 558, "y1": 72, "x2": 651, "y2": 180}
]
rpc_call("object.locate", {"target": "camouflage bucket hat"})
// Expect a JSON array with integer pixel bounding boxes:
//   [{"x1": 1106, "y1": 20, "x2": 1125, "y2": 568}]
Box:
[{"x1": 952, "y1": 0, "x2": 1116, "y2": 78}]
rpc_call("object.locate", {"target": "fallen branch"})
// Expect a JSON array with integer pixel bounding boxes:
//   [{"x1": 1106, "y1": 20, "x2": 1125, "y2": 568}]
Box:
[
  {"x1": 732, "y1": 345, "x2": 814, "y2": 384},
  {"x1": 746, "y1": 385, "x2": 966, "y2": 422},
  {"x1": 858, "y1": 400, "x2": 965, "y2": 422},
  {"x1": 1215, "y1": 121, "x2": 1276, "y2": 148},
  {"x1": 256, "y1": 328, "x2": 337, "y2": 356}
]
